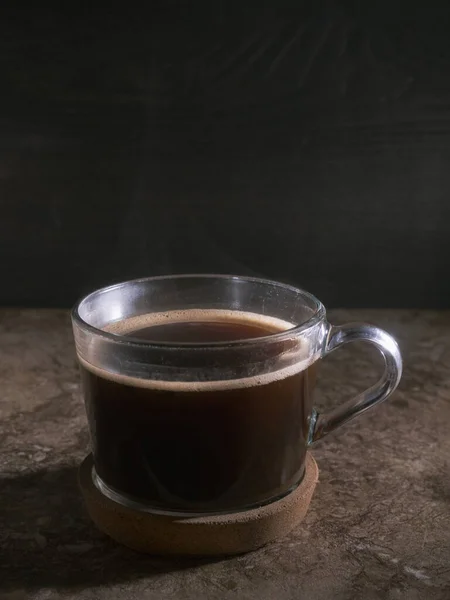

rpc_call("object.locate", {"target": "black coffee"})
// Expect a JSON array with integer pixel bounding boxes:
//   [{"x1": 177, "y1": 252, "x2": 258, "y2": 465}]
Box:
[
  {"x1": 124, "y1": 319, "x2": 274, "y2": 343},
  {"x1": 80, "y1": 311, "x2": 316, "y2": 512}
]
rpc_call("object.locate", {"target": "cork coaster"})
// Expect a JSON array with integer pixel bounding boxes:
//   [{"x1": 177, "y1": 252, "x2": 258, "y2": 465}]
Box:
[{"x1": 79, "y1": 453, "x2": 318, "y2": 556}]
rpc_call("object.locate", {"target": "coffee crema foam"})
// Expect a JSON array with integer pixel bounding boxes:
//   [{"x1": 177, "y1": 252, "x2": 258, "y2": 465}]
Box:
[
  {"x1": 104, "y1": 309, "x2": 294, "y2": 336},
  {"x1": 79, "y1": 309, "x2": 316, "y2": 392}
]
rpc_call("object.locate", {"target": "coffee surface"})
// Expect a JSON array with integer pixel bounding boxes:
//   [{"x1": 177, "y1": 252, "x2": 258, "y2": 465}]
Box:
[
  {"x1": 124, "y1": 319, "x2": 278, "y2": 343},
  {"x1": 80, "y1": 310, "x2": 316, "y2": 512}
]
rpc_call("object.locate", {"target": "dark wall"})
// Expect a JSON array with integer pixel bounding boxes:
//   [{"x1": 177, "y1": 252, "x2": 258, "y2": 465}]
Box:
[{"x1": 2, "y1": 2, "x2": 450, "y2": 308}]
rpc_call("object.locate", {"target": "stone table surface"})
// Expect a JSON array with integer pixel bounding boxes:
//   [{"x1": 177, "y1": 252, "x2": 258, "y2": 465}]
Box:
[{"x1": 1, "y1": 309, "x2": 450, "y2": 600}]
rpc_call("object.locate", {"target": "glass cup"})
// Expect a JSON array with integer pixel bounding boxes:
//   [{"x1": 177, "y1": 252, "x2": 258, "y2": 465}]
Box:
[{"x1": 72, "y1": 275, "x2": 402, "y2": 515}]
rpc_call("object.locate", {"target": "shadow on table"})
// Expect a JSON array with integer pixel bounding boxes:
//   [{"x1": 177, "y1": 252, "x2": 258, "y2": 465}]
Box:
[{"x1": 0, "y1": 465, "x2": 223, "y2": 592}]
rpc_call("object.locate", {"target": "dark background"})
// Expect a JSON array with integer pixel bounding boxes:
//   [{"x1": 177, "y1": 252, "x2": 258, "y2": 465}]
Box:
[{"x1": 2, "y1": 1, "x2": 450, "y2": 308}]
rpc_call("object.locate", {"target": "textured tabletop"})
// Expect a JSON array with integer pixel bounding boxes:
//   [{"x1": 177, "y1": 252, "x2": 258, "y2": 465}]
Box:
[{"x1": 1, "y1": 309, "x2": 449, "y2": 600}]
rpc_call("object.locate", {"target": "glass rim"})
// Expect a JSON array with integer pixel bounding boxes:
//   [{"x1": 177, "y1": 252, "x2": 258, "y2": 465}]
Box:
[{"x1": 71, "y1": 274, "x2": 326, "y2": 349}]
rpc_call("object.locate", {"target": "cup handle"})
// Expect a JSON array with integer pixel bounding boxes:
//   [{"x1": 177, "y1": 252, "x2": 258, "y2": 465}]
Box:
[{"x1": 309, "y1": 323, "x2": 403, "y2": 443}]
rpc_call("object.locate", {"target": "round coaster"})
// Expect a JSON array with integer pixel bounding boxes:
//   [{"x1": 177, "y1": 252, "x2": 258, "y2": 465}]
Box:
[{"x1": 79, "y1": 453, "x2": 319, "y2": 556}]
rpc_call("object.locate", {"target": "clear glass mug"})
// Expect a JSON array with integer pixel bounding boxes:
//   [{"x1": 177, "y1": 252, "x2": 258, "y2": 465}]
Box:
[{"x1": 72, "y1": 275, "x2": 402, "y2": 515}]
